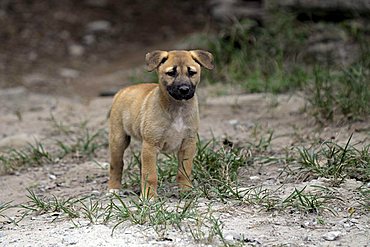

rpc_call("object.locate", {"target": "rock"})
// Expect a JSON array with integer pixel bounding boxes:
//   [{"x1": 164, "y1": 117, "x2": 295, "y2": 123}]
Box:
[
  {"x1": 48, "y1": 174, "x2": 57, "y2": 180},
  {"x1": 349, "y1": 218, "x2": 358, "y2": 224},
  {"x1": 0, "y1": 134, "x2": 40, "y2": 150},
  {"x1": 91, "y1": 190, "x2": 100, "y2": 196},
  {"x1": 68, "y1": 44, "x2": 85, "y2": 57},
  {"x1": 228, "y1": 119, "x2": 239, "y2": 126},
  {"x1": 59, "y1": 68, "x2": 80, "y2": 78},
  {"x1": 86, "y1": 20, "x2": 111, "y2": 33},
  {"x1": 225, "y1": 234, "x2": 234, "y2": 241},
  {"x1": 323, "y1": 231, "x2": 341, "y2": 241},
  {"x1": 249, "y1": 176, "x2": 260, "y2": 181}
]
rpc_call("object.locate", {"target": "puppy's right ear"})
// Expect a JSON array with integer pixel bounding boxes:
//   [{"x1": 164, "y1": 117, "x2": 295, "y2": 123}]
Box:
[{"x1": 145, "y1": 50, "x2": 168, "y2": 71}]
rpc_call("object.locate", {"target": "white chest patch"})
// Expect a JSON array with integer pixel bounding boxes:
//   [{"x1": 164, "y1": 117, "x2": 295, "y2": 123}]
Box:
[
  {"x1": 161, "y1": 112, "x2": 189, "y2": 153},
  {"x1": 172, "y1": 116, "x2": 185, "y2": 132}
]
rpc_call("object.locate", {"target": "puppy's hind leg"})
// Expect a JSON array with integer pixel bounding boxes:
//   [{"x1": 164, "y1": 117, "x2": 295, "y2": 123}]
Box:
[{"x1": 108, "y1": 119, "x2": 130, "y2": 193}]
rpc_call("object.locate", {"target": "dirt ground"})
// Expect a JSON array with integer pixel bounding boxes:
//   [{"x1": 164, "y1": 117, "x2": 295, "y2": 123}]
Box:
[
  {"x1": 0, "y1": 82, "x2": 369, "y2": 246},
  {"x1": 1, "y1": 1, "x2": 370, "y2": 246}
]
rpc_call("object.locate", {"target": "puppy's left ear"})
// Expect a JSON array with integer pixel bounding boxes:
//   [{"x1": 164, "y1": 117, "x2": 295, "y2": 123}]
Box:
[
  {"x1": 190, "y1": 50, "x2": 214, "y2": 70},
  {"x1": 145, "y1": 50, "x2": 169, "y2": 71}
]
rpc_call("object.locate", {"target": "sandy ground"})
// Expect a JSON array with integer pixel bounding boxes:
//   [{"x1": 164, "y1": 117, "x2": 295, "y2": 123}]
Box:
[
  {"x1": 0, "y1": 81, "x2": 369, "y2": 246},
  {"x1": 1, "y1": 1, "x2": 369, "y2": 246}
]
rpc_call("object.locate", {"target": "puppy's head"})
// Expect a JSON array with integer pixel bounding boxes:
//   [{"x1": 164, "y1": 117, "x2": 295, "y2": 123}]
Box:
[{"x1": 145, "y1": 50, "x2": 214, "y2": 101}]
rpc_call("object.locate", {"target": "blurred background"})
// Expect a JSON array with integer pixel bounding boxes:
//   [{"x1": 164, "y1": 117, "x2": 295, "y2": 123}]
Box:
[
  {"x1": 0, "y1": 0, "x2": 208, "y2": 96},
  {"x1": 1, "y1": 0, "x2": 369, "y2": 120}
]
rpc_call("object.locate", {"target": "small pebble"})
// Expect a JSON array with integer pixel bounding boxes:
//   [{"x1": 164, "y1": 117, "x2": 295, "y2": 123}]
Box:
[
  {"x1": 91, "y1": 190, "x2": 100, "y2": 196},
  {"x1": 350, "y1": 218, "x2": 358, "y2": 224},
  {"x1": 59, "y1": 68, "x2": 80, "y2": 78},
  {"x1": 86, "y1": 20, "x2": 111, "y2": 32},
  {"x1": 225, "y1": 234, "x2": 234, "y2": 241},
  {"x1": 323, "y1": 231, "x2": 341, "y2": 241},
  {"x1": 68, "y1": 44, "x2": 85, "y2": 56},
  {"x1": 249, "y1": 176, "x2": 260, "y2": 181},
  {"x1": 228, "y1": 119, "x2": 239, "y2": 126},
  {"x1": 302, "y1": 221, "x2": 310, "y2": 228}
]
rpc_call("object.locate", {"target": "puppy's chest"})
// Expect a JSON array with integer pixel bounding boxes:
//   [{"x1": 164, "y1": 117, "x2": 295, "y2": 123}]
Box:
[{"x1": 161, "y1": 115, "x2": 190, "y2": 153}]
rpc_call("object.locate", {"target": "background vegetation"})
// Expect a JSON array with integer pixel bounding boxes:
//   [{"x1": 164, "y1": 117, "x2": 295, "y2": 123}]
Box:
[
  {"x1": 1, "y1": 3, "x2": 369, "y2": 246},
  {"x1": 201, "y1": 9, "x2": 370, "y2": 122}
]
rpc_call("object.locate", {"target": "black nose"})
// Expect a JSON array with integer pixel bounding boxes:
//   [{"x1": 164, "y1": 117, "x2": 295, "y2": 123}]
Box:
[{"x1": 178, "y1": 85, "x2": 190, "y2": 94}]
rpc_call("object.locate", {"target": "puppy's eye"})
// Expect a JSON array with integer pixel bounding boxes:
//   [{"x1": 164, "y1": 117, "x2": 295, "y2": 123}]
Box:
[
  {"x1": 188, "y1": 69, "x2": 197, "y2": 77},
  {"x1": 166, "y1": 70, "x2": 176, "y2": 77}
]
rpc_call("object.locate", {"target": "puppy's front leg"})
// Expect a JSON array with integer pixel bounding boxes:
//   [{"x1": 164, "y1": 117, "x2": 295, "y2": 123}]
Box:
[
  {"x1": 141, "y1": 141, "x2": 159, "y2": 199},
  {"x1": 177, "y1": 137, "x2": 197, "y2": 191}
]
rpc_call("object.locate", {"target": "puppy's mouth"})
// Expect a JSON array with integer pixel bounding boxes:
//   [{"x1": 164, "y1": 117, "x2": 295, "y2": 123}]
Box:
[{"x1": 167, "y1": 84, "x2": 196, "y2": 101}]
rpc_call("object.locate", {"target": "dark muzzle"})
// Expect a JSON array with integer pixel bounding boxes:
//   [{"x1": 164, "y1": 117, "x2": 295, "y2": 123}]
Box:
[{"x1": 167, "y1": 83, "x2": 195, "y2": 101}]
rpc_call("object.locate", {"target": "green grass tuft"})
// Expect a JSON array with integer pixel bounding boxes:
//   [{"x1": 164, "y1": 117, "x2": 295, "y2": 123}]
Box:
[
  {"x1": 294, "y1": 134, "x2": 370, "y2": 184},
  {"x1": 282, "y1": 185, "x2": 342, "y2": 215},
  {"x1": 0, "y1": 142, "x2": 53, "y2": 174}
]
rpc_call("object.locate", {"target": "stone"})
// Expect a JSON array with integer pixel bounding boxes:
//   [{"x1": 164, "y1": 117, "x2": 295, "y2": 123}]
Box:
[
  {"x1": 323, "y1": 231, "x2": 341, "y2": 241},
  {"x1": 249, "y1": 176, "x2": 260, "y2": 181},
  {"x1": 228, "y1": 119, "x2": 239, "y2": 126},
  {"x1": 225, "y1": 234, "x2": 234, "y2": 242},
  {"x1": 86, "y1": 20, "x2": 111, "y2": 33},
  {"x1": 91, "y1": 190, "x2": 100, "y2": 196},
  {"x1": 68, "y1": 44, "x2": 85, "y2": 57},
  {"x1": 59, "y1": 68, "x2": 80, "y2": 78}
]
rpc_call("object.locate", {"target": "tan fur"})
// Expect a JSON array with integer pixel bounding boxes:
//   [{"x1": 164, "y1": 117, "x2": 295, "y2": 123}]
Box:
[{"x1": 108, "y1": 50, "x2": 214, "y2": 199}]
